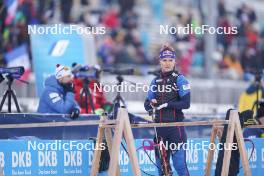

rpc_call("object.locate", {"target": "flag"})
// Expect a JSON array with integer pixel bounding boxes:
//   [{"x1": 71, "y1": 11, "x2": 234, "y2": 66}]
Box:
[
  {"x1": 4, "y1": 0, "x2": 19, "y2": 25},
  {"x1": 4, "y1": 44, "x2": 31, "y2": 81}
]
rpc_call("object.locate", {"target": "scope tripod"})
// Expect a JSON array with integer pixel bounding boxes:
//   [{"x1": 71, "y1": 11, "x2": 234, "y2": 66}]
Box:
[
  {"x1": 80, "y1": 79, "x2": 95, "y2": 114},
  {"x1": 0, "y1": 76, "x2": 21, "y2": 113}
]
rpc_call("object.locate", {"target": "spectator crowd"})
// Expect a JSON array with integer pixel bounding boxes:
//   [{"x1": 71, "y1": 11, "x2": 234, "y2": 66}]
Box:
[{"x1": 1, "y1": 0, "x2": 264, "y2": 80}]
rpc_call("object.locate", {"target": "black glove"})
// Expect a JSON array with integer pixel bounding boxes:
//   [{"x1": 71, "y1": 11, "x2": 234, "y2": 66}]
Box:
[
  {"x1": 63, "y1": 83, "x2": 74, "y2": 93},
  {"x1": 239, "y1": 110, "x2": 255, "y2": 127},
  {"x1": 70, "y1": 108, "x2": 80, "y2": 119}
]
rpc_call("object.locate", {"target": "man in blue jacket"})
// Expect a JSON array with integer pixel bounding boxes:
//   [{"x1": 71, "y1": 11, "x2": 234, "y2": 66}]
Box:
[
  {"x1": 37, "y1": 64, "x2": 80, "y2": 118},
  {"x1": 144, "y1": 44, "x2": 190, "y2": 176}
]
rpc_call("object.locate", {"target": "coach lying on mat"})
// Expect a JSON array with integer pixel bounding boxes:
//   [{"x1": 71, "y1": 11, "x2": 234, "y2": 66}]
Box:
[{"x1": 37, "y1": 64, "x2": 80, "y2": 119}]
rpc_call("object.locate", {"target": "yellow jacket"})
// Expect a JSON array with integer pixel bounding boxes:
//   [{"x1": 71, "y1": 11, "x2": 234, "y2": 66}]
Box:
[{"x1": 238, "y1": 85, "x2": 262, "y2": 115}]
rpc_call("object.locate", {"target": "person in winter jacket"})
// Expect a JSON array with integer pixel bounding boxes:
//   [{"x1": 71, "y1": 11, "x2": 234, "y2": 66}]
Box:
[
  {"x1": 37, "y1": 64, "x2": 80, "y2": 119},
  {"x1": 73, "y1": 78, "x2": 111, "y2": 114},
  {"x1": 144, "y1": 44, "x2": 190, "y2": 176},
  {"x1": 238, "y1": 83, "x2": 263, "y2": 114},
  {"x1": 72, "y1": 64, "x2": 112, "y2": 115},
  {"x1": 239, "y1": 76, "x2": 264, "y2": 138}
]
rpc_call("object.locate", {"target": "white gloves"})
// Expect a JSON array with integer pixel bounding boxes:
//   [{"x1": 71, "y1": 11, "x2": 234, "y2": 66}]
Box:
[
  {"x1": 156, "y1": 103, "x2": 168, "y2": 110},
  {"x1": 150, "y1": 99, "x2": 168, "y2": 110}
]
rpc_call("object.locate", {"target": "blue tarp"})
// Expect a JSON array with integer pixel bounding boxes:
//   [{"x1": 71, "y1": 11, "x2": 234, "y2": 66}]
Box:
[{"x1": 0, "y1": 138, "x2": 263, "y2": 176}]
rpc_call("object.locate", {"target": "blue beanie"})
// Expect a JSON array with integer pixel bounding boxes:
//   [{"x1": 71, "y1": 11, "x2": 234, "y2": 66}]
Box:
[{"x1": 159, "y1": 48, "x2": 176, "y2": 59}]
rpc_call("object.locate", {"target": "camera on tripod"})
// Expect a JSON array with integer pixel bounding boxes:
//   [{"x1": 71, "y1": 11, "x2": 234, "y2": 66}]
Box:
[
  {"x1": 102, "y1": 68, "x2": 135, "y2": 120},
  {"x1": 72, "y1": 63, "x2": 100, "y2": 80},
  {"x1": 0, "y1": 66, "x2": 25, "y2": 113},
  {"x1": 0, "y1": 66, "x2": 25, "y2": 80},
  {"x1": 71, "y1": 63, "x2": 102, "y2": 114}
]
